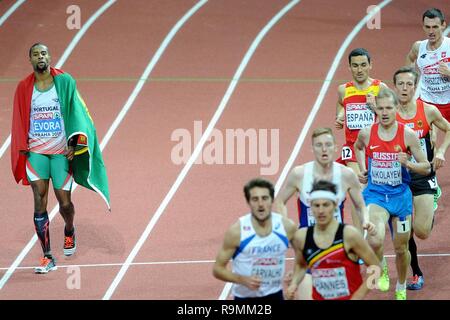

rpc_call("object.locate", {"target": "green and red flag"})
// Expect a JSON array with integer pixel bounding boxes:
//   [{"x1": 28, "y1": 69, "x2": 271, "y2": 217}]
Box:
[{"x1": 11, "y1": 67, "x2": 110, "y2": 210}]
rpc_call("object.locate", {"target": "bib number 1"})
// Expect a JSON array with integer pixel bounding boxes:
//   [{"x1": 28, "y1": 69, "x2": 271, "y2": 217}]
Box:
[{"x1": 397, "y1": 219, "x2": 410, "y2": 234}]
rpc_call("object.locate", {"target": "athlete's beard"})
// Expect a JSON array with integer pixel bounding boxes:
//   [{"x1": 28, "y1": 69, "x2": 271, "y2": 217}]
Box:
[
  {"x1": 252, "y1": 211, "x2": 271, "y2": 223},
  {"x1": 34, "y1": 62, "x2": 49, "y2": 73}
]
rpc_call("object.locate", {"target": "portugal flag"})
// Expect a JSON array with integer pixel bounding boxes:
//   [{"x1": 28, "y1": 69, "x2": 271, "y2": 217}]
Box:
[{"x1": 11, "y1": 67, "x2": 111, "y2": 210}]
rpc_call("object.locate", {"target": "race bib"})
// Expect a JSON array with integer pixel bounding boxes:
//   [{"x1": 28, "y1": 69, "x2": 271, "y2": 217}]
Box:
[
  {"x1": 312, "y1": 267, "x2": 350, "y2": 299},
  {"x1": 32, "y1": 116, "x2": 63, "y2": 138},
  {"x1": 370, "y1": 158, "x2": 402, "y2": 186},
  {"x1": 346, "y1": 103, "x2": 375, "y2": 130},
  {"x1": 397, "y1": 219, "x2": 410, "y2": 234},
  {"x1": 341, "y1": 146, "x2": 352, "y2": 160},
  {"x1": 251, "y1": 257, "x2": 284, "y2": 287},
  {"x1": 428, "y1": 176, "x2": 438, "y2": 189}
]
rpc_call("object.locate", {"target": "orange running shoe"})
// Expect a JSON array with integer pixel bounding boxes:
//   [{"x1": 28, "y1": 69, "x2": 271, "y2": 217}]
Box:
[
  {"x1": 64, "y1": 230, "x2": 76, "y2": 256},
  {"x1": 34, "y1": 256, "x2": 57, "y2": 274}
]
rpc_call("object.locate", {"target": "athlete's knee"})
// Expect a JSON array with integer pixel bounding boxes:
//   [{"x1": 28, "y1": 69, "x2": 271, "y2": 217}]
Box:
[
  {"x1": 394, "y1": 242, "x2": 409, "y2": 256},
  {"x1": 414, "y1": 226, "x2": 431, "y2": 240},
  {"x1": 368, "y1": 235, "x2": 383, "y2": 251},
  {"x1": 59, "y1": 202, "x2": 74, "y2": 214},
  {"x1": 31, "y1": 185, "x2": 48, "y2": 210}
]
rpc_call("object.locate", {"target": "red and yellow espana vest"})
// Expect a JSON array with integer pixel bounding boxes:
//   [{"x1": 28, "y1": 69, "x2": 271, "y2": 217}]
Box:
[{"x1": 343, "y1": 79, "x2": 381, "y2": 145}]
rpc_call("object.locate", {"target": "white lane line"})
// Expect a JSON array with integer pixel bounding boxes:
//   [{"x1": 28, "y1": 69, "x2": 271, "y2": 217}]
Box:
[
  {"x1": 0, "y1": 0, "x2": 25, "y2": 27},
  {"x1": 218, "y1": 0, "x2": 393, "y2": 300},
  {"x1": 2, "y1": 252, "x2": 448, "y2": 271},
  {"x1": 102, "y1": 0, "x2": 301, "y2": 301},
  {"x1": 0, "y1": 0, "x2": 117, "y2": 290},
  {"x1": 0, "y1": 0, "x2": 117, "y2": 159}
]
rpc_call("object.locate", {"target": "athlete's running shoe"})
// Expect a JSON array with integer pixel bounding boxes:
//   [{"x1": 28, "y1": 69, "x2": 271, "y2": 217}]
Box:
[
  {"x1": 434, "y1": 185, "x2": 442, "y2": 211},
  {"x1": 64, "y1": 230, "x2": 76, "y2": 256},
  {"x1": 395, "y1": 289, "x2": 407, "y2": 300},
  {"x1": 378, "y1": 263, "x2": 390, "y2": 292},
  {"x1": 34, "y1": 256, "x2": 57, "y2": 274},
  {"x1": 406, "y1": 275, "x2": 424, "y2": 290}
]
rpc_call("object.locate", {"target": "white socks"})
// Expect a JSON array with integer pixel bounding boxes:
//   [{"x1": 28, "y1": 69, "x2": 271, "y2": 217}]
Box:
[{"x1": 396, "y1": 281, "x2": 406, "y2": 291}]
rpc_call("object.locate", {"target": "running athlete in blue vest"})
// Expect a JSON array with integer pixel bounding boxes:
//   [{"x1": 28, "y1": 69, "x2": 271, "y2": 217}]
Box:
[{"x1": 354, "y1": 88, "x2": 431, "y2": 300}]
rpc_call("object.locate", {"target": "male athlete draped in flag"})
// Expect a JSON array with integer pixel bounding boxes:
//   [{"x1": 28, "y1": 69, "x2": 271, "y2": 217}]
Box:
[{"x1": 11, "y1": 43, "x2": 110, "y2": 273}]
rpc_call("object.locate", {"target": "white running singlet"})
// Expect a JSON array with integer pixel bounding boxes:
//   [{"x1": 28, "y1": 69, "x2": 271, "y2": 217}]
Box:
[
  {"x1": 298, "y1": 161, "x2": 346, "y2": 227},
  {"x1": 231, "y1": 213, "x2": 288, "y2": 298},
  {"x1": 28, "y1": 84, "x2": 66, "y2": 154},
  {"x1": 416, "y1": 37, "x2": 450, "y2": 104}
]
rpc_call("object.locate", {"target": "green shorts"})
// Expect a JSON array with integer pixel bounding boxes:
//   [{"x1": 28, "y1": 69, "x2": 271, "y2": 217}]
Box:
[{"x1": 26, "y1": 152, "x2": 73, "y2": 191}]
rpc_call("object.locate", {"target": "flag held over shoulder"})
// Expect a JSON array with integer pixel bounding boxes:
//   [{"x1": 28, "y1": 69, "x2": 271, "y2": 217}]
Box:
[{"x1": 11, "y1": 67, "x2": 110, "y2": 210}]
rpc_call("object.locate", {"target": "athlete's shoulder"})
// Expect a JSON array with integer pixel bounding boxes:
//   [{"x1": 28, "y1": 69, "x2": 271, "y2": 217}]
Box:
[
  {"x1": 291, "y1": 164, "x2": 306, "y2": 178},
  {"x1": 378, "y1": 81, "x2": 389, "y2": 89},
  {"x1": 340, "y1": 164, "x2": 357, "y2": 177},
  {"x1": 51, "y1": 67, "x2": 76, "y2": 83},
  {"x1": 423, "y1": 101, "x2": 440, "y2": 115},
  {"x1": 281, "y1": 216, "x2": 297, "y2": 238},
  {"x1": 402, "y1": 123, "x2": 417, "y2": 139},
  {"x1": 225, "y1": 219, "x2": 242, "y2": 242},
  {"x1": 343, "y1": 224, "x2": 363, "y2": 242},
  {"x1": 337, "y1": 83, "x2": 348, "y2": 91},
  {"x1": 412, "y1": 40, "x2": 423, "y2": 51},
  {"x1": 293, "y1": 227, "x2": 308, "y2": 246}
]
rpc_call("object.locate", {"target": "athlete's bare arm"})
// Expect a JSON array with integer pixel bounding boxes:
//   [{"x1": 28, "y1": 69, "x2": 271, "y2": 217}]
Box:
[
  {"x1": 425, "y1": 103, "x2": 450, "y2": 170},
  {"x1": 399, "y1": 126, "x2": 431, "y2": 176},
  {"x1": 335, "y1": 84, "x2": 346, "y2": 129},
  {"x1": 286, "y1": 228, "x2": 308, "y2": 300},
  {"x1": 365, "y1": 82, "x2": 388, "y2": 112},
  {"x1": 343, "y1": 226, "x2": 380, "y2": 300},
  {"x1": 354, "y1": 127, "x2": 370, "y2": 184},
  {"x1": 213, "y1": 222, "x2": 262, "y2": 290},
  {"x1": 282, "y1": 216, "x2": 299, "y2": 242},
  {"x1": 405, "y1": 41, "x2": 420, "y2": 67},
  {"x1": 273, "y1": 166, "x2": 303, "y2": 218},
  {"x1": 342, "y1": 167, "x2": 375, "y2": 235}
]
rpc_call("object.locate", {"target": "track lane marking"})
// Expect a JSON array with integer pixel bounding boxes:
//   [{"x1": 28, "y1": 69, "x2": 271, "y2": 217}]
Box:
[
  {"x1": 102, "y1": 0, "x2": 301, "y2": 300},
  {"x1": 218, "y1": 0, "x2": 393, "y2": 300}
]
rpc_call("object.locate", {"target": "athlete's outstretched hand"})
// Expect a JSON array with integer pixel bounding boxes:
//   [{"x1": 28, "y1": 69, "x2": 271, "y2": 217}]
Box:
[
  {"x1": 335, "y1": 116, "x2": 344, "y2": 130},
  {"x1": 362, "y1": 221, "x2": 376, "y2": 236},
  {"x1": 66, "y1": 146, "x2": 75, "y2": 161}
]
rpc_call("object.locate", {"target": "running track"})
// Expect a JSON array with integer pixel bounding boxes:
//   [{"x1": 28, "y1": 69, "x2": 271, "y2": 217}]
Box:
[{"x1": 0, "y1": 0, "x2": 449, "y2": 300}]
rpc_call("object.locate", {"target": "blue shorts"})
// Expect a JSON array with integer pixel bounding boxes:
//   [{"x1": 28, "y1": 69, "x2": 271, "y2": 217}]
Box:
[{"x1": 363, "y1": 188, "x2": 412, "y2": 219}]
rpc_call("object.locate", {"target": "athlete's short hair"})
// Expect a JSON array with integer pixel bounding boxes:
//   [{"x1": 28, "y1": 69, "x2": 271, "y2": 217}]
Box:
[
  {"x1": 29, "y1": 43, "x2": 49, "y2": 58},
  {"x1": 393, "y1": 66, "x2": 419, "y2": 86},
  {"x1": 423, "y1": 8, "x2": 445, "y2": 23},
  {"x1": 311, "y1": 180, "x2": 337, "y2": 195},
  {"x1": 376, "y1": 87, "x2": 399, "y2": 106},
  {"x1": 311, "y1": 127, "x2": 335, "y2": 143},
  {"x1": 243, "y1": 178, "x2": 275, "y2": 203},
  {"x1": 348, "y1": 48, "x2": 371, "y2": 64}
]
